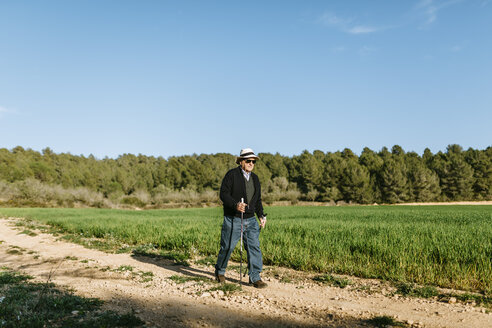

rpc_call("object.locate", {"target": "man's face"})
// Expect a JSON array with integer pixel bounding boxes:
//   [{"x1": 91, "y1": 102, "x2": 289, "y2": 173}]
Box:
[{"x1": 241, "y1": 159, "x2": 256, "y2": 173}]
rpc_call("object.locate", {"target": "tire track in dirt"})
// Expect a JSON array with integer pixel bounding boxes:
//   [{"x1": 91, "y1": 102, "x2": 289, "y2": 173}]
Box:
[{"x1": 1, "y1": 217, "x2": 491, "y2": 328}]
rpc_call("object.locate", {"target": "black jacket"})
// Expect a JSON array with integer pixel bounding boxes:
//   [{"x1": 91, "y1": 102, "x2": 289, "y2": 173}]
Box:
[{"x1": 220, "y1": 167, "x2": 265, "y2": 218}]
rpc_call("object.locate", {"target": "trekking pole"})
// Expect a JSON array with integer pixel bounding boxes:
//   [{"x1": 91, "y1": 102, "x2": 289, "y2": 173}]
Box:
[{"x1": 240, "y1": 198, "x2": 244, "y2": 286}]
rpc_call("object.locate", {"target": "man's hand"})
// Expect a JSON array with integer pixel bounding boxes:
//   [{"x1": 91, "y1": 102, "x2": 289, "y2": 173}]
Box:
[
  {"x1": 259, "y1": 216, "x2": 267, "y2": 229},
  {"x1": 237, "y1": 202, "x2": 247, "y2": 213}
]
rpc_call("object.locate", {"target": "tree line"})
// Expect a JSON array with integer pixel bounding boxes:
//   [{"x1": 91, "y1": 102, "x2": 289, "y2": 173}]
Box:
[{"x1": 0, "y1": 144, "x2": 490, "y2": 208}]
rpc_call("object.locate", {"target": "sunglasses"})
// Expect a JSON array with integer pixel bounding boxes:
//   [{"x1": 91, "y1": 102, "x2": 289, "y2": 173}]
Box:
[{"x1": 245, "y1": 159, "x2": 256, "y2": 164}]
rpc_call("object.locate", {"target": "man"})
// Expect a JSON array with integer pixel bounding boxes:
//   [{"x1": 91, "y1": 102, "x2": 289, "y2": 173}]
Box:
[{"x1": 214, "y1": 148, "x2": 267, "y2": 288}]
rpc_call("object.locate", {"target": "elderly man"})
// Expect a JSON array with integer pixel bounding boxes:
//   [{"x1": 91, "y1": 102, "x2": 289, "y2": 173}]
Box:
[{"x1": 214, "y1": 148, "x2": 267, "y2": 288}]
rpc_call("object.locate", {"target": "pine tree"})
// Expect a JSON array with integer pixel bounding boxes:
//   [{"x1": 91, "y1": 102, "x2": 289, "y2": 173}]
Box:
[
  {"x1": 339, "y1": 160, "x2": 372, "y2": 204},
  {"x1": 291, "y1": 150, "x2": 323, "y2": 195},
  {"x1": 438, "y1": 145, "x2": 474, "y2": 200},
  {"x1": 359, "y1": 147, "x2": 383, "y2": 203},
  {"x1": 381, "y1": 158, "x2": 409, "y2": 203},
  {"x1": 409, "y1": 164, "x2": 441, "y2": 202},
  {"x1": 464, "y1": 148, "x2": 492, "y2": 199}
]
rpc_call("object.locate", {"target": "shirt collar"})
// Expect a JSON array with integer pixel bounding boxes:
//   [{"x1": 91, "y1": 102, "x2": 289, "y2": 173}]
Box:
[{"x1": 241, "y1": 168, "x2": 251, "y2": 181}]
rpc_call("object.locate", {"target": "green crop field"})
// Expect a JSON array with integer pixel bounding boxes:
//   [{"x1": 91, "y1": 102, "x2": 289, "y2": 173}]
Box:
[{"x1": 0, "y1": 206, "x2": 491, "y2": 293}]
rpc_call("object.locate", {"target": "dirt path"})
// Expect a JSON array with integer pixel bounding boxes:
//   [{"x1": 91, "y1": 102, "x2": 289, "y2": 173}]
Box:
[
  {"x1": 1, "y1": 218, "x2": 491, "y2": 328},
  {"x1": 394, "y1": 201, "x2": 492, "y2": 206}
]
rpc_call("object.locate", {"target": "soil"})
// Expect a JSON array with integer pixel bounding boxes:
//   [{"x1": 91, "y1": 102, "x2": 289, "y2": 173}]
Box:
[{"x1": 1, "y1": 217, "x2": 491, "y2": 328}]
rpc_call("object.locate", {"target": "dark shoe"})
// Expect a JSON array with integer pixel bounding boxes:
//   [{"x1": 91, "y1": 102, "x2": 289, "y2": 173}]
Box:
[
  {"x1": 215, "y1": 271, "x2": 225, "y2": 283},
  {"x1": 251, "y1": 279, "x2": 267, "y2": 289}
]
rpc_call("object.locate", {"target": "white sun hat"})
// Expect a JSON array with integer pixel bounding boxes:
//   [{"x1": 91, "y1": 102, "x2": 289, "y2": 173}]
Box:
[{"x1": 236, "y1": 148, "x2": 260, "y2": 164}]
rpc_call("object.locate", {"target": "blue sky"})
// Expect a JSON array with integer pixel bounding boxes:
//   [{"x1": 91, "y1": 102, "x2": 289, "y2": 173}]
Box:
[{"x1": 1, "y1": 0, "x2": 491, "y2": 159}]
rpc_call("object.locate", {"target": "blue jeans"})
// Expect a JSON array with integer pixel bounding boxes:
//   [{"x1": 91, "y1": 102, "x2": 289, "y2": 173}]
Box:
[{"x1": 215, "y1": 215, "x2": 263, "y2": 283}]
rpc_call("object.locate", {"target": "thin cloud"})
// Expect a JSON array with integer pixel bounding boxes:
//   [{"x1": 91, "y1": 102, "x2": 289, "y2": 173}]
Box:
[
  {"x1": 451, "y1": 45, "x2": 462, "y2": 52},
  {"x1": 0, "y1": 106, "x2": 8, "y2": 117},
  {"x1": 319, "y1": 12, "x2": 382, "y2": 35},
  {"x1": 416, "y1": 0, "x2": 463, "y2": 27},
  {"x1": 359, "y1": 46, "x2": 377, "y2": 57},
  {"x1": 417, "y1": 0, "x2": 437, "y2": 25},
  {"x1": 0, "y1": 105, "x2": 17, "y2": 118},
  {"x1": 348, "y1": 26, "x2": 379, "y2": 35},
  {"x1": 319, "y1": 12, "x2": 351, "y2": 26},
  {"x1": 331, "y1": 46, "x2": 346, "y2": 53}
]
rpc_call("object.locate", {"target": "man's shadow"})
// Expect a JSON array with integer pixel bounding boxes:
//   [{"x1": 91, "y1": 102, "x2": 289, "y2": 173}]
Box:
[{"x1": 131, "y1": 250, "x2": 248, "y2": 285}]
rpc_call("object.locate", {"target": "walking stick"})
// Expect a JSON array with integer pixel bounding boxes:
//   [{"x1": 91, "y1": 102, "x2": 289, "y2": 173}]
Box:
[{"x1": 240, "y1": 198, "x2": 244, "y2": 286}]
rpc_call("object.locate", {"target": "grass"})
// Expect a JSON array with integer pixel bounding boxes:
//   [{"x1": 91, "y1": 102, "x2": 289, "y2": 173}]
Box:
[
  {"x1": 167, "y1": 271, "x2": 243, "y2": 296},
  {"x1": 64, "y1": 256, "x2": 78, "y2": 261},
  {"x1": 207, "y1": 283, "x2": 241, "y2": 294},
  {"x1": 60, "y1": 233, "x2": 124, "y2": 253},
  {"x1": 132, "y1": 246, "x2": 191, "y2": 266},
  {"x1": 139, "y1": 271, "x2": 154, "y2": 283},
  {"x1": 112, "y1": 265, "x2": 154, "y2": 283},
  {"x1": 279, "y1": 276, "x2": 292, "y2": 283},
  {"x1": 6, "y1": 246, "x2": 25, "y2": 255},
  {"x1": 265, "y1": 268, "x2": 297, "y2": 283},
  {"x1": 168, "y1": 274, "x2": 211, "y2": 284},
  {"x1": 313, "y1": 274, "x2": 351, "y2": 288},
  {"x1": 0, "y1": 205, "x2": 491, "y2": 293},
  {"x1": 448, "y1": 292, "x2": 492, "y2": 307},
  {"x1": 366, "y1": 315, "x2": 408, "y2": 327},
  {"x1": 0, "y1": 267, "x2": 144, "y2": 328},
  {"x1": 6, "y1": 249, "x2": 22, "y2": 255},
  {"x1": 19, "y1": 229, "x2": 37, "y2": 236},
  {"x1": 394, "y1": 281, "x2": 492, "y2": 307},
  {"x1": 194, "y1": 255, "x2": 216, "y2": 266},
  {"x1": 115, "y1": 265, "x2": 134, "y2": 272},
  {"x1": 0, "y1": 271, "x2": 33, "y2": 284},
  {"x1": 395, "y1": 282, "x2": 439, "y2": 298}
]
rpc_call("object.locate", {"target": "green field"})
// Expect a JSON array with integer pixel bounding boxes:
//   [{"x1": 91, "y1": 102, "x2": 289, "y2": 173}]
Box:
[{"x1": 0, "y1": 206, "x2": 491, "y2": 293}]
